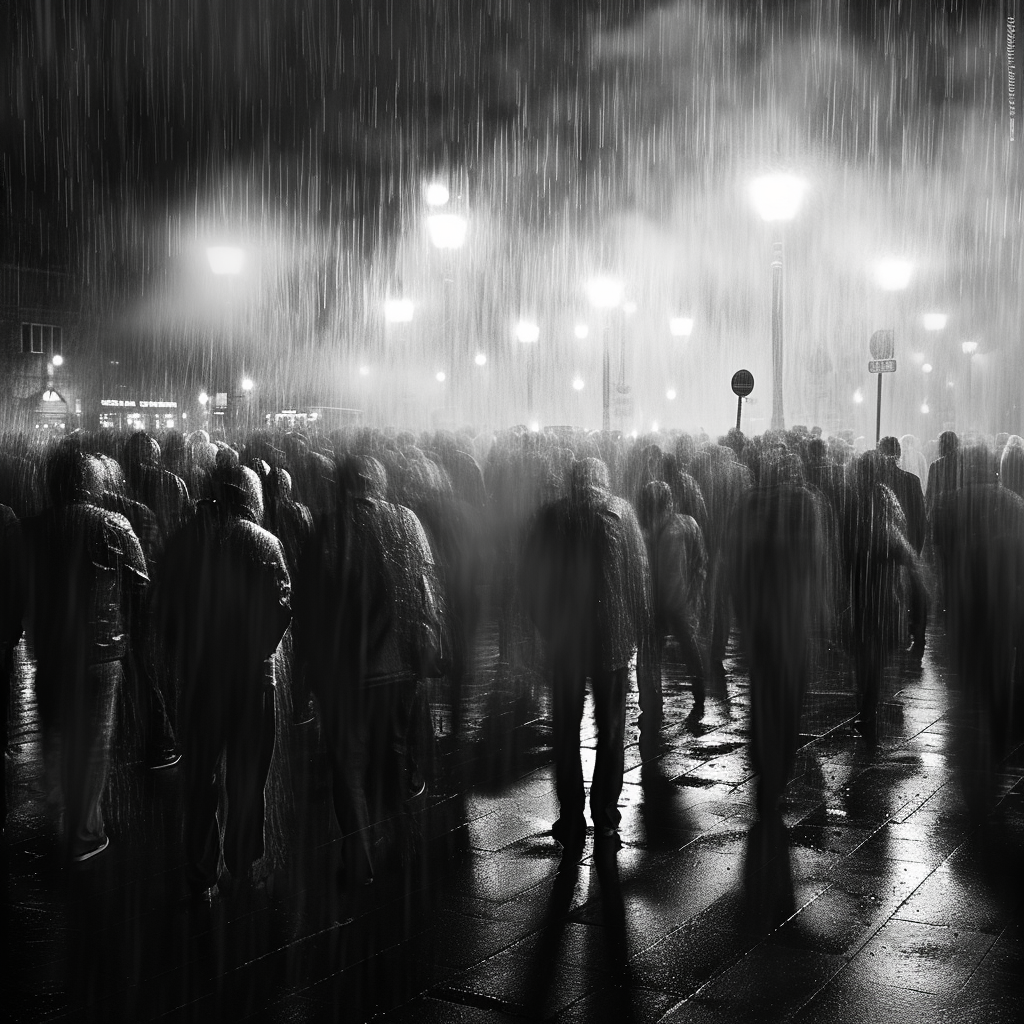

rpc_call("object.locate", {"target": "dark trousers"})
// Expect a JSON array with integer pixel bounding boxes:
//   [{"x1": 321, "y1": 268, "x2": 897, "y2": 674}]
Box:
[
  {"x1": 551, "y1": 664, "x2": 628, "y2": 837},
  {"x1": 35, "y1": 658, "x2": 121, "y2": 858},
  {"x1": 1, "y1": 643, "x2": 12, "y2": 824},
  {"x1": 182, "y1": 661, "x2": 277, "y2": 889}
]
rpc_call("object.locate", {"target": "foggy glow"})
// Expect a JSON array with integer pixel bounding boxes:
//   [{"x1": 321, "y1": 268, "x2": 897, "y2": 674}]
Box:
[
  {"x1": 515, "y1": 320, "x2": 540, "y2": 343},
  {"x1": 853, "y1": 388, "x2": 864, "y2": 403},
  {"x1": 198, "y1": 391, "x2": 209, "y2": 405},
  {"x1": 424, "y1": 182, "x2": 450, "y2": 207},
  {"x1": 51, "y1": 354, "x2": 64, "y2": 367},
  {"x1": 748, "y1": 174, "x2": 808, "y2": 222},
  {"x1": 622, "y1": 300, "x2": 638, "y2": 315},
  {"x1": 666, "y1": 388, "x2": 677, "y2": 400},
  {"x1": 874, "y1": 258, "x2": 913, "y2": 291},
  {"x1": 651, "y1": 421, "x2": 659, "y2": 431},
  {"x1": 427, "y1": 213, "x2": 467, "y2": 249},
  {"x1": 474, "y1": 352, "x2": 487, "y2": 366},
  {"x1": 574, "y1": 323, "x2": 590, "y2": 339},
  {"x1": 962, "y1": 340, "x2": 979, "y2": 355},
  {"x1": 384, "y1": 298, "x2": 415, "y2": 323},
  {"x1": 669, "y1": 317, "x2": 695, "y2": 337},
  {"x1": 922, "y1": 363, "x2": 933, "y2": 373},
  {"x1": 241, "y1": 377, "x2": 254, "y2": 392},
  {"x1": 207, "y1": 246, "x2": 245, "y2": 275},
  {"x1": 921, "y1": 402, "x2": 930, "y2": 413},
  {"x1": 529, "y1": 421, "x2": 540, "y2": 432},
  {"x1": 572, "y1": 376, "x2": 585, "y2": 391},
  {"x1": 585, "y1": 276, "x2": 624, "y2": 309},
  {"x1": 359, "y1": 365, "x2": 370, "y2": 376},
  {"x1": 435, "y1": 371, "x2": 446, "y2": 382},
  {"x1": 923, "y1": 312, "x2": 948, "y2": 331}
]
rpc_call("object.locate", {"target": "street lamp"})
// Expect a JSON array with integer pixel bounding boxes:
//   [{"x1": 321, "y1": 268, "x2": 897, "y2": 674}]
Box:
[
  {"x1": 962, "y1": 340, "x2": 978, "y2": 430},
  {"x1": 749, "y1": 173, "x2": 807, "y2": 430},
  {"x1": 586, "y1": 275, "x2": 625, "y2": 430},
  {"x1": 424, "y1": 182, "x2": 451, "y2": 207},
  {"x1": 873, "y1": 258, "x2": 913, "y2": 291},
  {"x1": 427, "y1": 214, "x2": 468, "y2": 250},
  {"x1": 383, "y1": 298, "x2": 415, "y2": 323},
  {"x1": 207, "y1": 246, "x2": 245, "y2": 276},
  {"x1": 669, "y1": 316, "x2": 694, "y2": 338},
  {"x1": 52, "y1": 354, "x2": 64, "y2": 367},
  {"x1": 515, "y1": 320, "x2": 540, "y2": 419},
  {"x1": 922, "y1": 312, "x2": 948, "y2": 331}
]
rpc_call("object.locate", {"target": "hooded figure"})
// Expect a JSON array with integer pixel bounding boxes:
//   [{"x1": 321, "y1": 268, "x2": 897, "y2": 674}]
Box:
[
  {"x1": 522, "y1": 458, "x2": 650, "y2": 852},
  {"x1": 155, "y1": 465, "x2": 291, "y2": 894},
  {"x1": 22, "y1": 447, "x2": 149, "y2": 861}
]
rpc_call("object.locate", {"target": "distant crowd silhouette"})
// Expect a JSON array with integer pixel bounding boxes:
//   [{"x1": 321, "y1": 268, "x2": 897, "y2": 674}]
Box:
[{"x1": 1, "y1": 422, "x2": 1021, "y2": 898}]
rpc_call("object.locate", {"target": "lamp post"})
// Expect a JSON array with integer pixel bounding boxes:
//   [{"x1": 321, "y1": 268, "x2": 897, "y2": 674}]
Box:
[
  {"x1": 749, "y1": 174, "x2": 807, "y2": 431},
  {"x1": 962, "y1": 340, "x2": 978, "y2": 430},
  {"x1": 586, "y1": 276, "x2": 625, "y2": 431},
  {"x1": 206, "y1": 246, "x2": 244, "y2": 421},
  {"x1": 515, "y1": 320, "x2": 540, "y2": 422}
]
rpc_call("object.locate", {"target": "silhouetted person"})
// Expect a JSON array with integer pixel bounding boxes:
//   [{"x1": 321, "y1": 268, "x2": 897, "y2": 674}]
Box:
[
  {"x1": 925, "y1": 430, "x2": 962, "y2": 522},
  {"x1": 0, "y1": 501, "x2": 22, "y2": 831},
  {"x1": 122, "y1": 431, "x2": 191, "y2": 543},
  {"x1": 156, "y1": 465, "x2": 290, "y2": 894},
  {"x1": 22, "y1": 448, "x2": 149, "y2": 861},
  {"x1": 522, "y1": 458, "x2": 650, "y2": 853}
]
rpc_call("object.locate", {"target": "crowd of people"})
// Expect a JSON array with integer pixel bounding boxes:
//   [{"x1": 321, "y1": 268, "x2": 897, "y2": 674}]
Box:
[{"x1": 0, "y1": 420, "x2": 1021, "y2": 895}]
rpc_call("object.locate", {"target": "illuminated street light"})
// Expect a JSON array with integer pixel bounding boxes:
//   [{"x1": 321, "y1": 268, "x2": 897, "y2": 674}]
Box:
[
  {"x1": 574, "y1": 323, "x2": 590, "y2": 340},
  {"x1": 962, "y1": 340, "x2": 978, "y2": 355},
  {"x1": 435, "y1": 370, "x2": 446, "y2": 382},
  {"x1": 51, "y1": 354, "x2": 64, "y2": 367},
  {"x1": 586, "y1": 276, "x2": 625, "y2": 431},
  {"x1": 207, "y1": 246, "x2": 245, "y2": 275},
  {"x1": 585, "y1": 276, "x2": 624, "y2": 309},
  {"x1": 622, "y1": 300, "x2": 638, "y2": 315},
  {"x1": 651, "y1": 421, "x2": 659, "y2": 432},
  {"x1": 873, "y1": 258, "x2": 913, "y2": 291},
  {"x1": 923, "y1": 312, "x2": 948, "y2": 331},
  {"x1": 572, "y1": 376, "x2": 585, "y2": 391},
  {"x1": 749, "y1": 174, "x2": 808, "y2": 222},
  {"x1": 921, "y1": 402, "x2": 930, "y2": 414},
  {"x1": 241, "y1": 377, "x2": 254, "y2": 392},
  {"x1": 529, "y1": 421, "x2": 540, "y2": 433},
  {"x1": 198, "y1": 391, "x2": 209, "y2": 405},
  {"x1": 922, "y1": 363, "x2": 933, "y2": 373},
  {"x1": 666, "y1": 388, "x2": 677, "y2": 401},
  {"x1": 854, "y1": 388, "x2": 865, "y2": 404},
  {"x1": 425, "y1": 182, "x2": 450, "y2": 207},
  {"x1": 669, "y1": 317, "x2": 695, "y2": 338},
  {"x1": 427, "y1": 213, "x2": 468, "y2": 249},
  {"x1": 515, "y1": 320, "x2": 540, "y2": 344},
  {"x1": 474, "y1": 352, "x2": 487, "y2": 366},
  {"x1": 383, "y1": 298, "x2": 415, "y2": 323},
  {"x1": 359, "y1": 365, "x2": 370, "y2": 377}
]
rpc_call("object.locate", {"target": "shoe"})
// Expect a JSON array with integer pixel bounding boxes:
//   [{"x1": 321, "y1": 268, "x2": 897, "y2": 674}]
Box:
[
  {"x1": 595, "y1": 826, "x2": 622, "y2": 850},
  {"x1": 551, "y1": 818, "x2": 586, "y2": 854},
  {"x1": 72, "y1": 835, "x2": 110, "y2": 863},
  {"x1": 148, "y1": 747, "x2": 182, "y2": 770},
  {"x1": 293, "y1": 698, "x2": 316, "y2": 726}
]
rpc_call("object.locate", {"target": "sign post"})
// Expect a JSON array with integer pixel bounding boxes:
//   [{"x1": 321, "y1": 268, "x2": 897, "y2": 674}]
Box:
[
  {"x1": 731, "y1": 369, "x2": 755, "y2": 432},
  {"x1": 868, "y1": 330, "x2": 896, "y2": 445}
]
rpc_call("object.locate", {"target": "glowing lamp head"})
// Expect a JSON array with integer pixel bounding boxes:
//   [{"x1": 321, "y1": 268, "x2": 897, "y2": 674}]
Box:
[
  {"x1": 962, "y1": 340, "x2": 979, "y2": 355},
  {"x1": 435, "y1": 370, "x2": 446, "y2": 382},
  {"x1": 666, "y1": 388, "x2": 677, "y2": 401},
  {"x1": 424, "y1": 182, "x2": 450, "y2": 207},
  {"x1": 873, "y1": 258, "x2": 913, "y2": 291},
  {"x1": 572, "y1": 376, "x2": 585, "y2": 391},
  {"x1": 383, "y1": 298, "x2": 414, "y2": 323},
  {"x1": 585, "y1": 276, "x2": 624, "y2": 310},
  {"x1": 622, "y1": 301, "x2": 638, "y2": 315},
  {"x1": 853, "y1": 388, "x2": 865, "y2": 404},
  {"x1": 922, "y1": 363, "x2": 933, "y2": 374},
  {"x1": 515, "y1": 320, "x2": 540, "y2": 344},
  {"x1": 574, "y1": 323, "x2": 590, "y2": 340},
  {"x1": 749, "y1": 174, "x2": 808, "y2": 222},
  {"x1": 529, "y1": 421, "x2": 540, "y2": 433},
  {"x1": 921, "y1": 402, "x2": 930, "y2": 414},
  {"x1": 669, "y1": 317, "x2": 694, "y2": 338},
  {"x1": 241, "y1": 377, "x2": 254, "y2": 392},
  {"x1": 359, "y1": 365, "x2": 370, "y2": 377},
  {"x1": 207, "y1": 246, "x2": 245, "y2": 275},
  {"x1": 474, "y1": 352, "x2": 487, "y2": 366},
  {"x1": 427, "y1": 213, "x2": 467, "y2": 249},
  {"x1": 922, "y1": 313, "x2": 948, "y2": 331},
  {"x1": 198, "y1": 391, "x2": 209, "y2": 405},
  {"x1": 51, "y1": 354, "x2": 64, "y2": 367}
]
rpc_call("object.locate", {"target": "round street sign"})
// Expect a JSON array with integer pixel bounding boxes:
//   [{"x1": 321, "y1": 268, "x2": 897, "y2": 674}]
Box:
[
  {"x1": 869, "y1": 330, "x2": 894, "y2": 360},
  {"x1": 731, "y1": 369, "x2": 755, "y2": 398}
]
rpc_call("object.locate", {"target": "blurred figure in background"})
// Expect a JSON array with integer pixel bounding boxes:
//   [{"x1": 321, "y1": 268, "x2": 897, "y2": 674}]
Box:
[
  {"x1": 22, "y1": 447, "x2": 149, "y2": 862},
  {"x1": 522, "y1": 458, "x2": 650, "y2": 855},
  {"x1": 0, "y1": 499, "x2": 22, "y2": 831}
]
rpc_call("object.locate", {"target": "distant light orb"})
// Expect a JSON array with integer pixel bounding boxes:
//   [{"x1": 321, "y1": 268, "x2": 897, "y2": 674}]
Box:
[
  {"x1": 585, "y1": 276, "x2": 624, "y2": 309},
  {"x1": 962, "y1": 340, "x2": 979, "y2": 355},
  {"x1": 427, "y1": 213, "x2": 467, "y2": 249},
  {"x1": 51, "y1": 354, "x2": 64, "y2": 367},
  {"x1": 922, "y1": 313, "x2": 948, "y2": 331},
  {"x1": 572, "y1": 376, "x2": 585, "y2": 391},
  {"x1": 853, "y1": 388, "x2": 864, "y2": 404},
  {"x1": 669, "y1": 317, "x2": 694, "y2": 338},
  {"x1": 198, "y1": 391, "x2": 209, "y2": 405},
  {"x1": 873, "y1": 258, "x2": 913, "y2": 291},
  {"x1": 424, "y1": 182, "x2": 450, "y2": 207},
  {"x1": 529, "y1": 421, "x2": 540, "y2": 433},
  {"x1": 515, "y1": 320, "x2": 540, "y2": 344},
  {"x1": 384, "y1": 298, "x2": 414, "y2": 323},
  {"x1": 207, "y1": 246, "x2": 245, "y2": 275},
  {"x1": 921, "y1": 402, "x2": 930, "y2": 414},
  {"x1": 574, "y1": 323, "x2": 590, "y2": 340},
  {"x1": 749, "y1": 174, "x2": 808, "y2": 222},
  {"x1": 435, "y1": 370, "x2": 446, "y2": 382},
  {"x1": 474, "y1": 352, "x2": 487, "y2": 366},
  {"x1": 359, "y1": 365, "x2": 370, "y2": 377},
  {"x1": 651, "y1": 421, "x2": 659, "y2": 432},
  {"x1": 241, "y1": 377, "x2": 254, "y2": 392},
  {"x1": 922, "y1": 363, "x2": 933, "y2": 374},
  {"x1": 622, "y1": 300, "x2": 638, "y2": 315},
  {"x1": 630, "y1": 430, "x2": 638, "y2": 439},
  {"x1": 666, "y1": 388, "x2": 677, "y2": 401}
]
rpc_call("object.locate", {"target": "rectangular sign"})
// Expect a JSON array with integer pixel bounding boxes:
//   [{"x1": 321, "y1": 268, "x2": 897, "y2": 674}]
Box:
[{"x1": 868, "y1": 359, "x2": 896, "y2": 373}]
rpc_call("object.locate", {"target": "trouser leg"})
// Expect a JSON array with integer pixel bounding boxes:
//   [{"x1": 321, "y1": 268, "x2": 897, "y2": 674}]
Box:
[
  {"x1": 551, "y1": 665, "x2": 587, "y2": 840},
  {"x1": 64, "y1": 661, "x2": 120, "y2": 859},
  {"x1": 182, "y1": 681, "x2": 225, "y2": 890},
  {"x1": 1, "y1": 643, "x2": 11, "y2": 825},
  {"x1": 590, "y1": 667, "x2": 627, "y2": 834},
  {"x1": 636, "y1": 635, "x2": 663, "y2": 723}
]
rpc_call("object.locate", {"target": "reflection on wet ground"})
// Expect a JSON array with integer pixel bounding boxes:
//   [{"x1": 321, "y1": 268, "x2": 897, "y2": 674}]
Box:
[{"x1": 3, "y1": 620, "x2": 1023, "y2": 1022}]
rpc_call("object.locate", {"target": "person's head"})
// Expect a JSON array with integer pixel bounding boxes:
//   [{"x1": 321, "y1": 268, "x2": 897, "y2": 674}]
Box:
[
  {"x1": 124, "y1": 431, "x2": 161, "y2": 468},
  {"x1": 211, "y1": 464, "x2": 264, "y2": 524},
  {"x1": 637, "y1": 479, "x2": 673, "y2": 532},
  {"x1": 569, "y1": 457, "x2": 610, "y2": 499},
  {"x1": 337, "y1": 454, "x2": 388, "y2": 502},
  {"x1": 939, "y1": 430, "x2": 960, "y2": 459},
  {"x1": 878, "y1": 436, "x2": 901, "y2": 462},
  {"x1": 46, "y1": 446, "x2": 104, "y2": 506}
]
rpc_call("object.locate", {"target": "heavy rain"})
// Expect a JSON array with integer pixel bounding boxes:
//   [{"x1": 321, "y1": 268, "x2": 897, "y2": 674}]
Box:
[{"x1": 1, "y1": 1, "x2": 1023, "y2": 1021}]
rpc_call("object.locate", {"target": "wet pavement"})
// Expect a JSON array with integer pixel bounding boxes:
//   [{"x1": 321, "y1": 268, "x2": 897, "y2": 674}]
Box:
[{"x1": 3, "y1": 618, "x2": 1023, "y2": 1023}]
